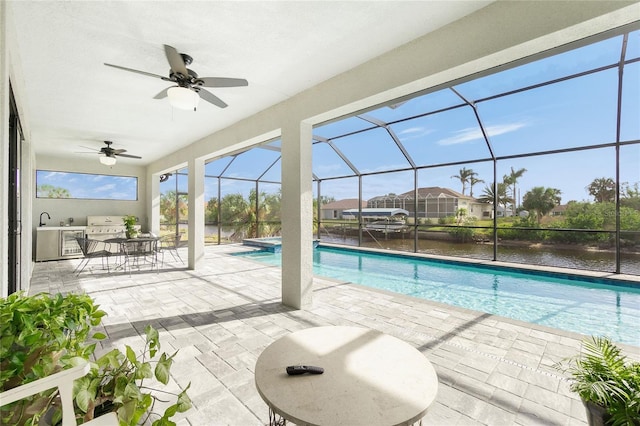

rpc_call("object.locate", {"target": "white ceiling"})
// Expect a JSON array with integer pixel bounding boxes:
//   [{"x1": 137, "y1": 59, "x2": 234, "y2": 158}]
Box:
[{"x1": 9, "y1": 1, "x2": 492, "y2": 165}]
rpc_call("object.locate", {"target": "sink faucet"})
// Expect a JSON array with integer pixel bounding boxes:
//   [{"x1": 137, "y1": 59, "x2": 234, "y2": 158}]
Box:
[{"x1": 39, "y1": 212, "x2": 51, "y2": 226}]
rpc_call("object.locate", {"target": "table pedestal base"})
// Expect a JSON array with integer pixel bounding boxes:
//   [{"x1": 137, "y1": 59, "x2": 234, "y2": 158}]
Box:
[
  {"x1": 269, "y1": 407, "x2": 286, "y2": 426},
  {"x1": 267, "y1": 408, "x2": 425, "y2": 426}
]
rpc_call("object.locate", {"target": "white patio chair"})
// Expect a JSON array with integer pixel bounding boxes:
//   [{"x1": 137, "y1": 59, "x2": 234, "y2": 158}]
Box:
[{"x1": 0, "y1": 361, "x2": 118, "y2": 426}]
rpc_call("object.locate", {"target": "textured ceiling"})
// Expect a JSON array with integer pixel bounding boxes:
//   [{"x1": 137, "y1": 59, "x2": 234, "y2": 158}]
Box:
[{"x1": 9, "y1": 1, "x2": 492, "y2": 165}]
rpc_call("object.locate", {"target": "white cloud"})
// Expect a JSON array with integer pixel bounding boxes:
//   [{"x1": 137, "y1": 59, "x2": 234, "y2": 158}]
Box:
[
  {"x1": 438, "y1": 122, "x2": 527, "y2": 146},
  {"x1": 397, "y1": 126, "x2": 434, "y2": 141},
  {"x1": 95, "y1": 184, "x2": 117, "y2": 193},
  {"x1": 399, "y1": 127, "x2": 425, "y2": 135}
]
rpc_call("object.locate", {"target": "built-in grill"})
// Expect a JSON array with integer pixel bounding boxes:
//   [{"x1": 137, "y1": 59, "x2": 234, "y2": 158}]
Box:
[{"x1": 85, "y1": 216, "x2": 127, "y2": 241}]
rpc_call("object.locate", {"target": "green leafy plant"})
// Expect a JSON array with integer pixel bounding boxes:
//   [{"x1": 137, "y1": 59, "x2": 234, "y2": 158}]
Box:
[
  {"x1": 73, "y1": 325, "x2": 191, "y2": 425},
  {"x1": 1, "y1": 292, "x2": 106, "y2": 425},
  {"x1": 555, "y1": 336, "x2": 640, "y2": 426},
  {"x1": 447, "y1": 226, "x2": 475, "y2": 243},
  {"x1": 122, "y1": 215, "x2": 138, "y2": 239},
  {"x1": 1, "y1": 292, "x2": 191, "y2": 426}
]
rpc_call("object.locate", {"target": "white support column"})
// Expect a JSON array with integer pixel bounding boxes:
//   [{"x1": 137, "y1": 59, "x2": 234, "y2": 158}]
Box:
[
  {"x1": 187, "y1": 157, "x2": 205, "y2": 270},
  {"x1": 280, "y1": 120, "x2": 313, "y2": 309},
  {"x1": 148, "y1": 171, "x2": 160, "y2": 235}
]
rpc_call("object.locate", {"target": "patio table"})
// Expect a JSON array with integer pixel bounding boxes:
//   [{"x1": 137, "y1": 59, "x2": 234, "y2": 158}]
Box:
[
  {"x1": 104, "y1": 236, "x2": 158, "y2": 274},
  {"x1": 254, "y1": 326, "x2": 438, "y2": 426}
]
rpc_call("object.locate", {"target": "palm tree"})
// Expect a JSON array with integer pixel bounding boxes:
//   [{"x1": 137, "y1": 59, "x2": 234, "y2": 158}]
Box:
[
  {"x1": 469, "y1": 176, "x2": 484, "y2": 198},
  {"x1": 36, "y1": 184, "x2": 71, "y2": 198},
  {"x1": 587, "y1": 177, "x2": 616, "y2": 203},
  {"x1": 220, "y1": 193, "x2": 251, "y2": 240},
  {"x1": 478, "y1": 183, "x2": 512, "y2": 218},
  {"x1": 205, "y1": 197, "x2": 219, "y2": 224},
  {"x1": 503, "y1": 167, "x2": 527, "y2": 215},
  {"x1": 252, "y1": 189, "x2": 282, "y2": 236},
  {"x1": 522, "y1": 186, "x2": 562, "y2": 224},
  {"x1": 451, "y1": 167, "x2": 479, "y2": 196},
  {"x1": 160, "y1": 190, "x2": 188, "y2": 229}
]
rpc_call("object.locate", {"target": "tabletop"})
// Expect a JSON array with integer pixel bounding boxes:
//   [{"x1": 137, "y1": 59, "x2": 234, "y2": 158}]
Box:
[{"x1": 254, "y1": 326, "x2": 438, "y2": 426}]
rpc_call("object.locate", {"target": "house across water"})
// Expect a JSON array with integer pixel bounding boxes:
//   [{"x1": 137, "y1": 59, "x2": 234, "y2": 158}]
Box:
[{"x1": 367, "y1": 187, "x2": 493, "y2": 220}]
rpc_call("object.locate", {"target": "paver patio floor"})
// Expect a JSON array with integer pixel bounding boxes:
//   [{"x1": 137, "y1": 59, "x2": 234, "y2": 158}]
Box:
[{"x1": 29, "y1": 244, "x2": 639, "y2": 425}]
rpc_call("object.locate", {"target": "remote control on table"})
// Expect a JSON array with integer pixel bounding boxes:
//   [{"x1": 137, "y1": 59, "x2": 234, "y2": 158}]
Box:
[{"x1": 286, "y1": 365, "x2": 324, "y2": 375}]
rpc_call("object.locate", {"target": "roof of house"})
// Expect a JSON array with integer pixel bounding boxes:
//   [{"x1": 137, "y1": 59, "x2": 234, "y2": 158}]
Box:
[
  {"x1": 369, "y1": 187, "x2": 475, "y2": 201},
  {"x1": 321, "y1": 199, "x2": 368, "y2": 210}
]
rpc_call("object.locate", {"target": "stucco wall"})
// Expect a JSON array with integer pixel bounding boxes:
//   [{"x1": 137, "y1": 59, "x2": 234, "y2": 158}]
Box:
[{"x1": 33, "y1": 155, "x2": 148, "y2": 229}]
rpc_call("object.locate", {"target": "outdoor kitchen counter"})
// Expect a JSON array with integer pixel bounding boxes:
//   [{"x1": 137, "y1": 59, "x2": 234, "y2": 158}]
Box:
[
  {"x1": 37, "y1": 226, "x2": 87, "y2": 231},
  {"x1": 36, "y1": 226, "x2": 88, "y2": 261}
]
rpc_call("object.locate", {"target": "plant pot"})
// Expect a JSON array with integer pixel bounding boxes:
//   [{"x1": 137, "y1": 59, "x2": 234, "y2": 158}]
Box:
[
  {"x1": 93, "y1": 400, "x2": 116, "y2": 418},
  {"x1": 38, "y1": 406, "x2": 56, "y2": 426},
  {"x1": 583, "y1": 400, "x2": 611, "y2": 426},
  {"x1": 126, "y1": 231, "x2": 138, "y2": 239}
]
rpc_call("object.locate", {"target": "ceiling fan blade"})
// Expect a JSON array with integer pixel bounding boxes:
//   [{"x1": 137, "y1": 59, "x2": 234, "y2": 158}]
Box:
[
  {"x1": 197, "y1": 88, "x2": 228, "y2": 108},
  {"x1": 112, "y1": 149, "x2": 127, "y2": 155},
  {"x1": 79, "y1": 145, "x2": 100, "y2": 152},
  {"x1": 104, "y1": 63, "x2": 166, "y2": 80},
  {"x1": 164, "y1": 45, "x2": 189, "y2": 77},
  {"x1": 153, "y1": 87, "x2": 170, "y2": 99},
  {"x1": 198, "y1": 77, "x2": 249, "y2": 88},
  {"x1": 115, "y1": 153, "x2": 142, "y2": 159}
]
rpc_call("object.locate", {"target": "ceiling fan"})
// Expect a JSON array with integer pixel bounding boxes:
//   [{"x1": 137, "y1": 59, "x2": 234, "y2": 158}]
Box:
[
  {"x1": 104, "y1": 44, "x2": 248, "y2": 110},
  {"x1": 80, "y1": 141, "x2": 142, "y2": 166}
]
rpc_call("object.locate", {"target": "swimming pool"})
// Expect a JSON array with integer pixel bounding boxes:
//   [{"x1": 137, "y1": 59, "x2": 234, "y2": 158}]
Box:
[{"x1": 237, "y1": 246, "x2": 640, "y2": 346}]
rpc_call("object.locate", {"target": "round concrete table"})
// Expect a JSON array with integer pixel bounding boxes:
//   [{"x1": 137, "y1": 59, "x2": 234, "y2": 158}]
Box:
[{"x1": 255, "y1": 326, "x2": 438, "y2": 426}]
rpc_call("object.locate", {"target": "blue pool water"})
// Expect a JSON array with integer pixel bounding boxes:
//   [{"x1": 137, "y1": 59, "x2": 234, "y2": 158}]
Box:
[{"x1": 238, "y1": 246, "x2": 640, "y2": 346}]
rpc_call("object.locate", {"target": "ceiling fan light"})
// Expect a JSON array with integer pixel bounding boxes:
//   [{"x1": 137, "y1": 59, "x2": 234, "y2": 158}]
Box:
[
  {"x1": 100, "y1": 155, "x2": 117, "y2": 166},
  {"x1": 167, "y1": 86, "x2": 199, "y2": 111}
]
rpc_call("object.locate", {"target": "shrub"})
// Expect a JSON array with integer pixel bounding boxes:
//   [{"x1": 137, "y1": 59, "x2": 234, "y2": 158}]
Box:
[
  {"x1": 448, "y1": 226, "x2": 475, "y2": 242},
  {"x1": 438, "y1": 216, "x2": 456, "y2": 225},
  {"x1": 555, "y1": 336, "x2": 640, "y2": 425}
]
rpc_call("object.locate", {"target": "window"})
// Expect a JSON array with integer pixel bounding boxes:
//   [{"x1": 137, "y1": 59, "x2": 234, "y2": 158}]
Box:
[{"x1": 36, "y1": 170, "x2": 138, "y2": 200}]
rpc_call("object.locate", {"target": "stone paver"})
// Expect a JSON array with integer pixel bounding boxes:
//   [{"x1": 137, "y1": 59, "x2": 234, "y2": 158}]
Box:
[{"x1": 28, "y1": 244, "x2": 640, "y2": 425}]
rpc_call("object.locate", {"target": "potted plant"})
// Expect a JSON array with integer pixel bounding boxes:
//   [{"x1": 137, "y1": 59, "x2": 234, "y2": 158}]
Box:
[
  {"x1": 123, "y1": 215, "x2": 138, "y2": 239},
  {"x1": 555, "y1": 336, "x2": 640, "y2": 426},
  {"x1": 72, "y1": 325, "x2": 191, "y2": 425},
  {"x1": 1, "y1": 292, "x2": 105, "y2": 425},
  {"x1": 0, "y1": 292, "x2": 191, "y2": 425}
]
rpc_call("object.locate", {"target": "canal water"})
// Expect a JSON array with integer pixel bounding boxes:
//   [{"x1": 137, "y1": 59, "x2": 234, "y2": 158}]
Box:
[
  {"x1": 200, "y1": 224, "x2": 639, "y2": 275},
  {"x1": 320, "y1": 235, "x2": 640, "y2": 276}
]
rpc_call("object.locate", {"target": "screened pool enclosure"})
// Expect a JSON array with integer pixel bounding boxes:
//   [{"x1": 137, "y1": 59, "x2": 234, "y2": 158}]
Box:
[{"x1": 160, "y1": 24, "x2": 640, "y2": 276}]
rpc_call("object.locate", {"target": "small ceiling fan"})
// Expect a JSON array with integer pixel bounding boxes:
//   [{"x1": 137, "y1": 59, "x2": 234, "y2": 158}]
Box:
[
  {"x1": 104, "y1": 44, "x2": 248, "y2": 110},
  {"x1": 79, "y1": 141, "x2": 141, "y2": 166}
]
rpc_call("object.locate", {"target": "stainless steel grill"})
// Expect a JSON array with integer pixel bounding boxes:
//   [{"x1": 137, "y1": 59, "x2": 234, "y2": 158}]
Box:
[{"x1": 85, "y1": 216, "x2": 127, "y2": 241}]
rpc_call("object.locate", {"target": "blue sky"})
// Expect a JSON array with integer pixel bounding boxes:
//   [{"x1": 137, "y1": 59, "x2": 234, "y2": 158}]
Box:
[
  {"x1": 36, "y1": 170, "x2": 137, "y2": 200},
  {"x1": 41, "y1": 30, "x2": 640, "y2": 206},
  {"x1": 215, "y1": 30, "x2": 639, "y2": 205}
]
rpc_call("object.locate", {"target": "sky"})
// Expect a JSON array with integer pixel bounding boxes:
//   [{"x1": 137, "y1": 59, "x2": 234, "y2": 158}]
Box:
[
  {"x1": 36, "y1": 170, "x2": 137, "y2": 201},
  {"x1": 39, "y1": 30, "x2": 640, "y2": 206},
  {"x1": 194, "y1": 29, "x2": 639, "y2": 205}
]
